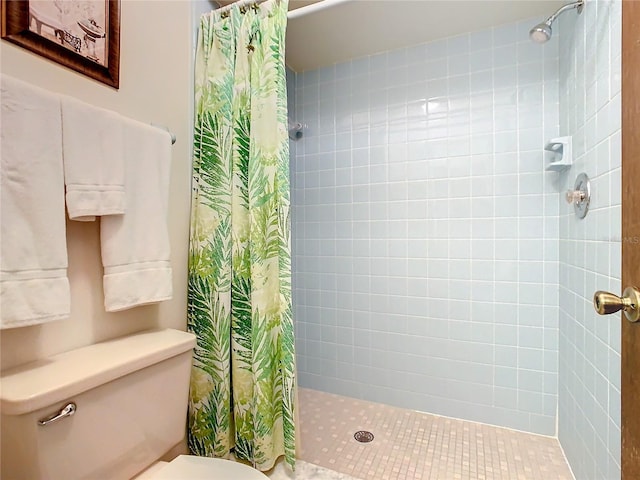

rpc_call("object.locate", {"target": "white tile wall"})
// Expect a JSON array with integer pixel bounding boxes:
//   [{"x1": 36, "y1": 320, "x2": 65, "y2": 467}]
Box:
[
  {"x1": 291, "y1": 16, "x2": 562, "y2": 435},
  {"x1": 557, "y1": 1, "x2": 621, "y2": 478}
]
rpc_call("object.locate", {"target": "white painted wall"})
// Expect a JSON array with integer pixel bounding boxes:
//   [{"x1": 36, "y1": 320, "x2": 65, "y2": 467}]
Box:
[{"x1": 0, "y1": 0, "x2": 194, "y2": 370}]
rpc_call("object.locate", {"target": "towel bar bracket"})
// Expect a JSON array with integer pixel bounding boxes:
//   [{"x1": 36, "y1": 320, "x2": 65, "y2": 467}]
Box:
[{"x1": 151, "y1": 123, "x2": 176, "y2": 145}]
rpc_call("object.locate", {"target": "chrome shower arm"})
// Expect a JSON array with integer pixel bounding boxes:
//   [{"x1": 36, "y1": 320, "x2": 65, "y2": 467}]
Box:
[
  {"x1": 530, "y1": 0, "x2": 585, "y2": 43},
  {"x1": 544, "y1": 0, "x2": 584, "y2": 25}
]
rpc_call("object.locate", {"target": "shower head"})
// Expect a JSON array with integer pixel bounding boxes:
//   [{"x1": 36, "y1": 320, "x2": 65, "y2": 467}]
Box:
[
  {"x1": 530, "y1": 22, "x2": 552, "y2": 44},
  {"x1": 529, "y1": 0, "x2": 584, "y2": 44}
]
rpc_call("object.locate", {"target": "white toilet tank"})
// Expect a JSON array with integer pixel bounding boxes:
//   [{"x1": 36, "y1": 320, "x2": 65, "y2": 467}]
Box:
[{"x1": 0, "y1": 329, "x2": 196, "y2": 480}]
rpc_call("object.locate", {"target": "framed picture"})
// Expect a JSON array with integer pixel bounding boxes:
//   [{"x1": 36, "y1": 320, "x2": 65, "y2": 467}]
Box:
[{"x1": 1, "y1": 0, "x2": 120, "y2": 89}]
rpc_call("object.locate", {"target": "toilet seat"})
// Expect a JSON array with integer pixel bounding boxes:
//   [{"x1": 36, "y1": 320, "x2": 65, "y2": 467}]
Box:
[{"x1": 146, "y1": 455, "x2": 269, "y2": 479}]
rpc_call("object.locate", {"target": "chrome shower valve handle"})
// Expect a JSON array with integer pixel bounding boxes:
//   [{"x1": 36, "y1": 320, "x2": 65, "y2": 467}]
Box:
[
  {"x1": 565, "y1": 189, "x2": 585, "y2": 204},
  {"x1": 565, "y1": 173, "x2": 591, "y2": 219}
]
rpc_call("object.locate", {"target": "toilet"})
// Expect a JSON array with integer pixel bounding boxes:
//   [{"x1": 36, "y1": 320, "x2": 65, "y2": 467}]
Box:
[{"x1": 0, "y1": 329, "x2": 269, "y2": 479}]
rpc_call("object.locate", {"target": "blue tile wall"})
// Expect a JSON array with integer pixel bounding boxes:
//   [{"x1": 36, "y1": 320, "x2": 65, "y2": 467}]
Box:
[
  {"x1": 557, "y1": 1, "x2": 621, "y2": 478},
  {"x1": 291, "y1": 16, "x2": 563, "y2": 435}
]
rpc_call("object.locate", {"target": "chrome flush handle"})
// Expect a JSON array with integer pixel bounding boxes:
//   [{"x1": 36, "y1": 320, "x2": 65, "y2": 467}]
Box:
[{"x1": 38, "y1": 402, "x2": 76, "y2": 426}]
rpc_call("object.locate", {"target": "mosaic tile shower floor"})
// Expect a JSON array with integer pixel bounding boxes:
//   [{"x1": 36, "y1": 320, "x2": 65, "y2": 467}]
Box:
[{"x1": 290, "y1": 387, "x2": 573, "y2": 480}]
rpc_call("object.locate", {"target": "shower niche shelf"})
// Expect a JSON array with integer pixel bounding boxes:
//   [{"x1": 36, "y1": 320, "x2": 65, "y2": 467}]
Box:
[{"x1": 545, "y1": 136, "x2": 572, "y2": 171}]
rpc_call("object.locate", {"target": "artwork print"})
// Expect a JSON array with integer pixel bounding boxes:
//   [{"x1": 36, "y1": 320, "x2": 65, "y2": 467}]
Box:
[
  {"x1": 28, "y1": 0, "x2": 108, "y2": 66},
  {"x1": 1, "y1": 0, "x2": 120, "y2": 88}
]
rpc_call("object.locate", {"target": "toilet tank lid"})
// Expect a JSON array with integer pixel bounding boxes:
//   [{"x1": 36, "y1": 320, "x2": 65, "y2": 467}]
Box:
[{"x1": 0, "y1": 329, "x2": 196, "y2": 416}]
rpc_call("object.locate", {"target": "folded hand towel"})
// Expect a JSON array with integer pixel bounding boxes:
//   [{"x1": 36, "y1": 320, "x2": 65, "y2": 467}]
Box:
[
  {"x1": 61, "y1": 95, "x2": 125, "y2": 222},
  {"x1": 100, "y1": 118, "x2": 173, "y2": 311},
  {"x1": 0, "y1": 75, "x2": 70, "y2": 328}
]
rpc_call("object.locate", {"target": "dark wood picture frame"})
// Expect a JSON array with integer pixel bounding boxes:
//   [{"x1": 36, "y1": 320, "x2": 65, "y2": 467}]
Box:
[{"x1": 1, "y1": 0, "x2": 120, "y2": 89}]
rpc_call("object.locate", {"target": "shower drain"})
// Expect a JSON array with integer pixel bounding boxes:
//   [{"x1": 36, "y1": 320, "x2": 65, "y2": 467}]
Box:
[{"x1": 354, "y1": 430, "x2": 374, "y2": 443}]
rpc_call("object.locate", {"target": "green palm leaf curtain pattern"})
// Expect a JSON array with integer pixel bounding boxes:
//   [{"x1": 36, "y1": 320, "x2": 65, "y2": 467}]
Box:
[{"x1": 187, "y1": 0, "x2": 295, "y2": 471}]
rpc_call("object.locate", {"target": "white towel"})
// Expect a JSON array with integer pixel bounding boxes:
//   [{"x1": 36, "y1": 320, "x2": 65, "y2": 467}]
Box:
[
  {"x1": 100, "y1": 118, "x2": 173, "y2": 311},
  {"x1": 61, "y1": 95, "x2": 125, "y2": 222},
  {"x1": 0, "y1": 75, "x2": 70, "y2": 328}
]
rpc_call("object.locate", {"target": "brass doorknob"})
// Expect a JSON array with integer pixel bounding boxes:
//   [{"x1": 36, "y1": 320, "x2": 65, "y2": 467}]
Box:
[{"x1": 593, "y1": 287, "x2": 640, "y2": 322}]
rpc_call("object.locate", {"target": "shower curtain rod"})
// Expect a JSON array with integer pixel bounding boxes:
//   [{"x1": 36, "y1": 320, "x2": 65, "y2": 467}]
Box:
[
  {"x1": 215, "y1": 0, "x2": 351, "y2": 19},
  {"x1": 288, "y1": 0, "x2": 351, "y2": 19}
]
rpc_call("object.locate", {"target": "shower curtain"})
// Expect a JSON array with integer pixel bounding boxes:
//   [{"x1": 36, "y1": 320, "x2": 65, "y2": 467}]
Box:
[{"x1": 187, "y1": 0, "x2": 295, "y2": 471}]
